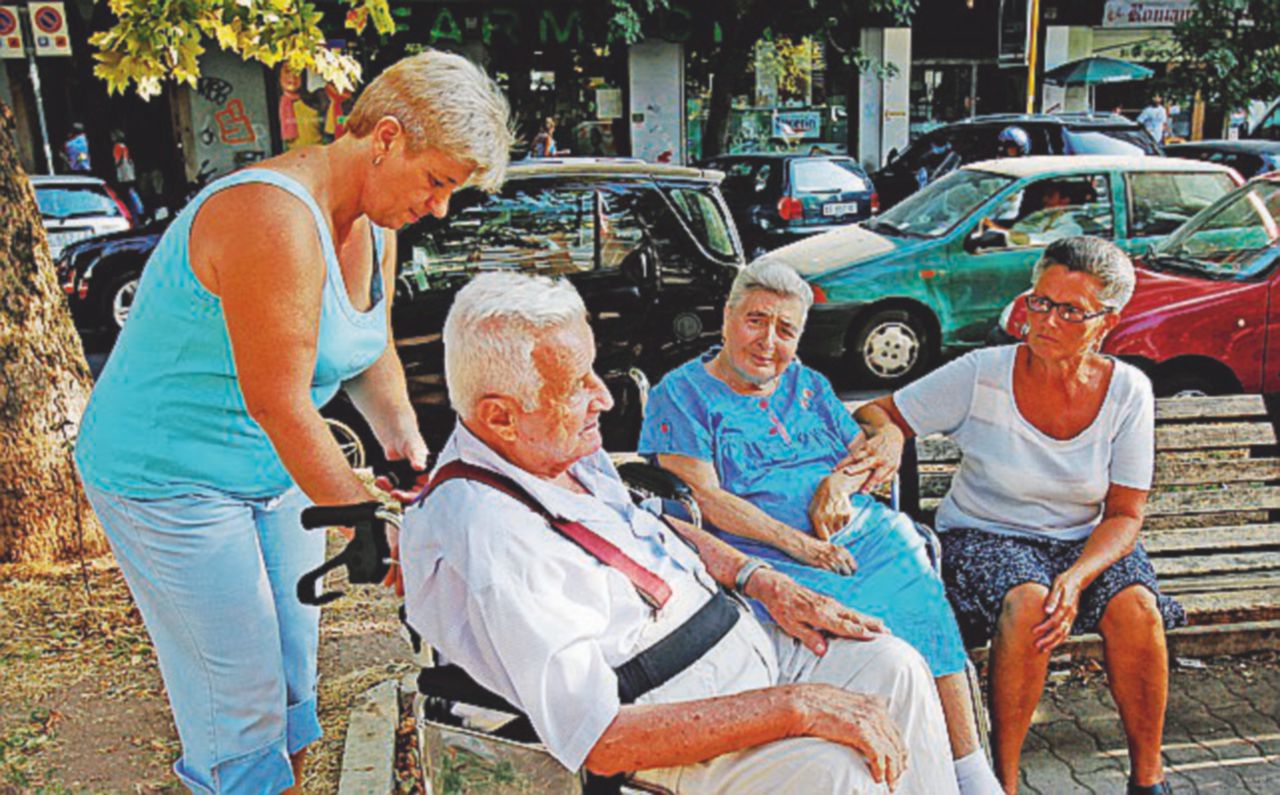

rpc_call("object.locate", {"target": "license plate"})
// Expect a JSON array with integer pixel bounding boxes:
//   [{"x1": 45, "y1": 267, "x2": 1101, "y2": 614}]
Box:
[{"x1": 823, "y1": 202, "x2": 858, "y2": 217}]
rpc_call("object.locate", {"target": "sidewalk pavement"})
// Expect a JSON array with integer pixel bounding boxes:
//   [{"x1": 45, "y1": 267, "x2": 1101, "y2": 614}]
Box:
[{"x1": 1019, "y1": 652, "x2": 1280, "y2": 794}]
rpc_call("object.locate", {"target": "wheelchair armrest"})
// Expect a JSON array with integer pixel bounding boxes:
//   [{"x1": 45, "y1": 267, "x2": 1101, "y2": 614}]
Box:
[
  {"x1": 616, "y1": 461, "x2": 693, "y2": 502},
  {"x1": 417, "y1": 664, "x2": 523, "y2": 715}
]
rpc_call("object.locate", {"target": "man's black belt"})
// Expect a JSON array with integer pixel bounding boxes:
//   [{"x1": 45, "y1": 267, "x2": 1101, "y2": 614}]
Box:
[{"x1": 615, "y1": 588, "x2": 740, "y2": 703}]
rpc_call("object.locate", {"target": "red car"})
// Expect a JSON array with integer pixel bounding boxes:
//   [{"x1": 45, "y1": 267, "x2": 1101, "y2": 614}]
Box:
[{"x1": 997, "y1": 173, "x2": 1280, "y2": 397}]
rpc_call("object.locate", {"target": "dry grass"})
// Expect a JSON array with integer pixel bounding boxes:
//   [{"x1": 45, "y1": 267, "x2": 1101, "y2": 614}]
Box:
[{"x1": 0, "y1": 540, "x2": 412, "y2": 794}]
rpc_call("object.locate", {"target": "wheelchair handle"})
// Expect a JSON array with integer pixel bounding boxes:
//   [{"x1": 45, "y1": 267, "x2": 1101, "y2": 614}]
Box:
[{"x1": 297, "y1": 501, "x2": 401, "y2": 606}]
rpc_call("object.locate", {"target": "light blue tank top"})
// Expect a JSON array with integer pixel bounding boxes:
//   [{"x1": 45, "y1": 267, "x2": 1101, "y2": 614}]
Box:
[{"x1": 75, "y1": 168, "x2": 389, "y2": 499}]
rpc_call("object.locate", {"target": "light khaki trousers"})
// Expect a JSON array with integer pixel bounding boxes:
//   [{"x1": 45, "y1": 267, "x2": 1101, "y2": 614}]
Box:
[{"x1": 634, "y1": 627, "x2": 959, "y2": 795}]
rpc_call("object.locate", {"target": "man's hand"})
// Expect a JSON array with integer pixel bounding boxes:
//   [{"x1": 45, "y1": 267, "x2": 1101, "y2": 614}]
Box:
[
  {"x1": 839, "y1": 427, "x2": 904, "y2": 494},
  {"x1": 746, "y1": 569, "x2": 885, "y2": 656},
  {"x1": 786, "y1": 534, "x2": 857, "y2": 576},
  {"x1": 792, "y1": 684, "x2": 909, "y2": 791},
  {"x1": 1033, "y1": 569, "x2": 1084, "y2": 653},
  {"x1": 808, "y1": 473, "x2": 861, "y2": 540}
]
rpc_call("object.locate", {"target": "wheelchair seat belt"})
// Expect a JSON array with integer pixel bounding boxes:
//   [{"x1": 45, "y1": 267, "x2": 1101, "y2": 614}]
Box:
[{"x1": 419, "y1": 459, "x2": 740, "y2": 703}]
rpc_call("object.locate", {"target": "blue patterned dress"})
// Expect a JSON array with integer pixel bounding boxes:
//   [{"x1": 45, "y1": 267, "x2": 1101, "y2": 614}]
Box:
[{"x1": 639, "y1": 349, "x2": 968, "y2": 677}]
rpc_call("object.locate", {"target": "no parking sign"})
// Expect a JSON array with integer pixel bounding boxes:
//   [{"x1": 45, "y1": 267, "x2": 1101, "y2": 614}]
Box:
[
  {"x1": 0, "y1": 7, "x2": 24, "y2": 59},
  {"x1": 28, "y1": 1, "x2": 69, "y2": 56}
]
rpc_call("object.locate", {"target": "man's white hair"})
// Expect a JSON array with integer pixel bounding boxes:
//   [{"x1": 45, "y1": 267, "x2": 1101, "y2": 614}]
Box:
[
  {"x1": 443, "y1": 272, "x2": 588, "y2": 416},
  {"x1": 727, "y1": 259, "x2": 815, "y2": 314}
]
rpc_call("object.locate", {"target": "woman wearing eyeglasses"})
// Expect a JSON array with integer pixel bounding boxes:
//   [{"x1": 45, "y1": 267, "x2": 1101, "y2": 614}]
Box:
[{"x1": 853, "y1": 236, "x2": 1183, "y2": 795}]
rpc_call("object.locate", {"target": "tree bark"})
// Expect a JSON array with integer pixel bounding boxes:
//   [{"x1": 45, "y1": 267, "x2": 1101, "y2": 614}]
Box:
[
  {"x1": 702, "y1": 9, "x2": 771, "y2": 158},
  {"x1": 0, "y1": 99, "x2": 105, "y2": 564}
]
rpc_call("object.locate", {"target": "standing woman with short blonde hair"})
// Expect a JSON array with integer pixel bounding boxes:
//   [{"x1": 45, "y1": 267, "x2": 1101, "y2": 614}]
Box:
[{"x1": 74, "y1": 50, "x2": 511, "y2": 793}]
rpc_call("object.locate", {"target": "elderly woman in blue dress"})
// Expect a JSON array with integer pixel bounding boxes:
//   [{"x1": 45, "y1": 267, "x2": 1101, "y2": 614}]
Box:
[
  {"x1": 638, "y1": 261, "x2": 1003, "y2": 795},
  {"x1": 855, "y1": 236, "x2": 1184, "y2": 795}
]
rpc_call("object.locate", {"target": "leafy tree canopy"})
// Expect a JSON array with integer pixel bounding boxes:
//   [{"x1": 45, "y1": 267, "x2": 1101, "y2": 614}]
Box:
[
  {"x1": 1141, "y1": 0, "x2": 1280, "y2": 110},
  {"x1": 91, "y1": 0, "x2": 395, "y2": 99}
]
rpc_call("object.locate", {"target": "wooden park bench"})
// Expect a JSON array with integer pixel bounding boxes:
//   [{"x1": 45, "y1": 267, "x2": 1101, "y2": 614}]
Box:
[{"x1": 896, "y1": 393, "x2": 1280, "y2": 660}]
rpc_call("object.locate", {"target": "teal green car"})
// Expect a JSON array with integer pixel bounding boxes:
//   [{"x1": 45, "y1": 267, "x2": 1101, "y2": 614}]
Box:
[{"x1": 772, "y1": 155, "x2": 1240, "y2": 386}]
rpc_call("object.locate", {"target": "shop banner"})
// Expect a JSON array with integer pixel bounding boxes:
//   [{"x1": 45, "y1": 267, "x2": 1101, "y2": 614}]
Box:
[
  {"x1": 774, "y1": 111, "x2": 822, "y2": 140},
  {"x1": 0, "y1": 6, "x2": 24, "y2": 58},
  {"x1": 28, "y1": 1, "x2": 69, "y2": 56},
  {"x1": 1102, "y1": 1, "x2": 1195, "y2": 28}
]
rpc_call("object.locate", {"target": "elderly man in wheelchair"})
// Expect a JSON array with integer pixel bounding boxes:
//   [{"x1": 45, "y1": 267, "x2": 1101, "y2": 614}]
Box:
[{"x1": 366, "y1": 271, "x2": 956, "y2": 794}]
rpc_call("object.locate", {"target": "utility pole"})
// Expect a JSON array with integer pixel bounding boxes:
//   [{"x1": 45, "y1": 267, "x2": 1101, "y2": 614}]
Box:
[{"x1": 1025, "y1": 0, "x2": 1040, "y2": 114}]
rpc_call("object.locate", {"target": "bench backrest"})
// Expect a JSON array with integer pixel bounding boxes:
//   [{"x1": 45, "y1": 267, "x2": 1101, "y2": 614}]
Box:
[{"x1": 905, "y1": 394, "x2": 1280, "y2": 626}]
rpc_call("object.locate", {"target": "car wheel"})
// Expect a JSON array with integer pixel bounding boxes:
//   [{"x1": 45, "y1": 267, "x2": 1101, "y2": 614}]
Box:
[
  {"x1": 326, "y1": 417, "x2": 367, "y2": 469},
  {"x1": 104, "y1": 273, "x2": 139, "y2": 330},
  {"x1": 1152, "y1": 370, "x2": 1227, "y2": 399},
  {"x1": 847, "y1": 308, "x2": 933, "y2": 388}
]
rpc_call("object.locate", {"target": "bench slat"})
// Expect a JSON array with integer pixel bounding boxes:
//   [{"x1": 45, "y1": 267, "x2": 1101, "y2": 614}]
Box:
[
  {"x1": 1154, "y1": 395, "x2": 1268, "y2": 421},
  {"x1": 1152, "y1": 457, "x2": 1280, "y2": 486},
  {"x1": 1144, "y1": 524, "x2": 1280, "y2": 555},
  {"x1": 1178, "y1": 588, "x2": 1280, "y2": 625},
  {"x1": 1156, "y1": 421, "x2": 1276, "y2": 450},
  {"x1": 1160, "y1": 569, "x2": 1280, "y2": 595},
  {"x1": 1154, "y1": 551, "x2": 1280, "y2": 579},
  {"x1": 1146, "y1": 484, "x2": 1280, "y2": 516}
]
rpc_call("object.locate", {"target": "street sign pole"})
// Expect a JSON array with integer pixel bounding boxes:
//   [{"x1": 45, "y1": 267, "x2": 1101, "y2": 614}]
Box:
[
  {"x1": 1025, "y1": 0, "x2": 1040, "y2": 114},
  {"x1": 19, "y1": 6, "x2": 52, "y2": 173}
]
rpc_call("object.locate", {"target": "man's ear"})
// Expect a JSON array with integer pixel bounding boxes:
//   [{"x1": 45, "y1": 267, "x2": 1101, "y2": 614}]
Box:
[
  {"x1": 371, "y1": 115, "x2": 405, "y2": 156},
  {"x1": 473, "y1": 395, "x2": 521, "y2": 441}
]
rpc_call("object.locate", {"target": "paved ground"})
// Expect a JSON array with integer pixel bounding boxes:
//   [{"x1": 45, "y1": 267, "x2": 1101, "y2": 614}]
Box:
[{"x1": 1018, "y1": 652, "x2": 1280, "y2": 794}]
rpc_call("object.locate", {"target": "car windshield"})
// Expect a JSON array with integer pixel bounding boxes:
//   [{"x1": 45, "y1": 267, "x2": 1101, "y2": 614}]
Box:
[
  {"x1": 1156, "y1": 181, "x2": 1280, "y2": 279},
  {"x1": 664, "y1": 186, "x2": 739, "y2": 260},
  {"x1": 870, "y1": 169, "x2": 1014, "y2": 238},
  {"x1": 35, "y1": 184, "x2": 122, "y2": 220},
  {"x1": 791, "y1": 159, "x2": 868, "y2": 193},
  {"x1": 1063, "y1": 127, "x2": 1160, "y2": 156}
]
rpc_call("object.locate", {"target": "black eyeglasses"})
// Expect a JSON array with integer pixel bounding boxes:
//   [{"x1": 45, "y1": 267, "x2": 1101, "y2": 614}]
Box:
[{"x1": 1025, "y1": 294, "x2": 1112, "y2": 324}]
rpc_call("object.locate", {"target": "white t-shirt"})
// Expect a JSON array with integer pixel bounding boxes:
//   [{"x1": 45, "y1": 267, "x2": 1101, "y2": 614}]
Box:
[{"x1": 895, "y1": 345, "x2": 1155, "y2": 542}]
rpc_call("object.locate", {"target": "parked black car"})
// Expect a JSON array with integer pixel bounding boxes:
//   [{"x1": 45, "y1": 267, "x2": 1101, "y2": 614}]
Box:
[
  {"x1": 55, "y1": 217, "x2": 169, "y2": 333},
  {"x1": 63, "y1": 159, "x2": 744, "y2": 454},
  {"x1": 871, "y1": 113, "x2": 1163, "y2": 210},
  {"x1": 1163, "y1": 140, "x2": 1280, "y2": 179},
  {"x1": 697, "y1": 154, "x2": 877, "y2": 259}
]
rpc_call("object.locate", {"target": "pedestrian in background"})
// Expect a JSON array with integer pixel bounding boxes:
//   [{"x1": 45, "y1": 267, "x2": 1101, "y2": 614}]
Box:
[
  {"x1": 61, "y1": 122, "x2": 91, "y2": 173},
  {"x1": 110, "y1": 128, "x2": 145, "y2": 221},
  {"x1": 1137, "y1": 95, "x2": 1169, "y2": 145},
  {"x1": 74, "y1": 50, "x2": 512, "y2": 794},
  {"x1": 532, "y1": 115, "x2": 557, "y2": 157}
]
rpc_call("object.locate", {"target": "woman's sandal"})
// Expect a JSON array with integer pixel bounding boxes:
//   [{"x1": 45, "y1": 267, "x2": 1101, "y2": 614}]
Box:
[{"x1": 1127, "y1": 780, "x2": 1172, "y2": 795}]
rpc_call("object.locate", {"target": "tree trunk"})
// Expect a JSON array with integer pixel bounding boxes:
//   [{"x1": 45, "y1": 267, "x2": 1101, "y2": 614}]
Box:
[
  {"x1": 0, "y1": 99, "x2": 105, "y2": 564},
  {"x1": 702, "y1": 12, "x2": 769, "y2": 158}
]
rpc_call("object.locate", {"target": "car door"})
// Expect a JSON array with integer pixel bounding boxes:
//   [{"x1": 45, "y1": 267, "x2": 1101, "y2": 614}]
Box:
[
  {"x1": 946, "y1": 172, "x2": 1116, "y2": 343},
  {"x1": 1122, "y1": 170, "x2": 1240, "y2": 256}
]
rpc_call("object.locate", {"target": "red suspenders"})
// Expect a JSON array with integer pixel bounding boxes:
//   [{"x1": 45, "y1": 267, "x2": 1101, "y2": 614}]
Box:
[{"x1": 424, "y1": 460, "x2": 673, "y2": 610}]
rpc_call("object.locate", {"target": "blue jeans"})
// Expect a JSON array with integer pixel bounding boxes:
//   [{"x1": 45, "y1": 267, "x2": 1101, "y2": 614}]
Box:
[{"x1": 83, "y1": 483, "x2": 325, "y2": 794}]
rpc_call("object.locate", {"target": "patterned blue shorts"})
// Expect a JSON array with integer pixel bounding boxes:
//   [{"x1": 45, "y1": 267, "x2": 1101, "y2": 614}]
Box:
[{"x1": 940, "y1": 527, "x2": 1187, "y2": 647}]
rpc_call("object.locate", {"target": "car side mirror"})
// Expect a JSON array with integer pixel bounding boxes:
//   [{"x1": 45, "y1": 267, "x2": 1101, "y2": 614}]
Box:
[{"x1": 964, "y1": 226, "x2": 1007, "y2": 254}]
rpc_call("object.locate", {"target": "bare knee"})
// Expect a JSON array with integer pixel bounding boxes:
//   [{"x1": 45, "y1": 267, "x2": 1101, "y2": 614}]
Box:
[
  {"x1": 1099, "y1": 585, "x2": 1164, "y2": 641},
  {"x1": 997, "y1": 582, "x2": 1050, "y2": 635}
]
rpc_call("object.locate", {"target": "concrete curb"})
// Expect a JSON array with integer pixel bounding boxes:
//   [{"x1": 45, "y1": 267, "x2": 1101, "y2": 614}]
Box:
[{"x1": 337, "y1": 679, "x2": 400, "y2": 795}]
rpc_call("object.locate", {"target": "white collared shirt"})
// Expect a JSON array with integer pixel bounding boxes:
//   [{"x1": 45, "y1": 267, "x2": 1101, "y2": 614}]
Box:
[{"x1": 402, "y1": 424, "x2": 776, "y2": 771}]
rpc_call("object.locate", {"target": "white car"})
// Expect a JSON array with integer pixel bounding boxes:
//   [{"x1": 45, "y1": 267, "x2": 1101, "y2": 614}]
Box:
[{"x1": 31, "y1": 175, "x2": 133, "y2": 259}]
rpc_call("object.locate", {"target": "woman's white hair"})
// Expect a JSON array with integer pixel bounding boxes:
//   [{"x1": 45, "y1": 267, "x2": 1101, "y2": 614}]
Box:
[
  {"x1": 443, "y1": 272, "x2": 588, "y2": 416},
  {"x1": 727, "y1": 259, "x2": 815, "y2": 314},
  {"x1": 1030, "y1": 235, "x2": 1136, "y2": 311},
  {"x1": 345, "y1": 49, "x2": 513, "y2": 192}
]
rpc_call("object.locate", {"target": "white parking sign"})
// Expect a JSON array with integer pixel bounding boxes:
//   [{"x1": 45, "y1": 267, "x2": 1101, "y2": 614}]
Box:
[
  {"x1": 0, "y1": 7, "x2": 24, "y2": 59},
  {"x1": 28, "y1": 1, "x2": 69, "y2": 56}
]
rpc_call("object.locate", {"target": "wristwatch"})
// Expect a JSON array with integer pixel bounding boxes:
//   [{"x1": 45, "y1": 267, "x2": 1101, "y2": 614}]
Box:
[{"x1": 734, "y1": 557, "x2": 774, "y2": 594}]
